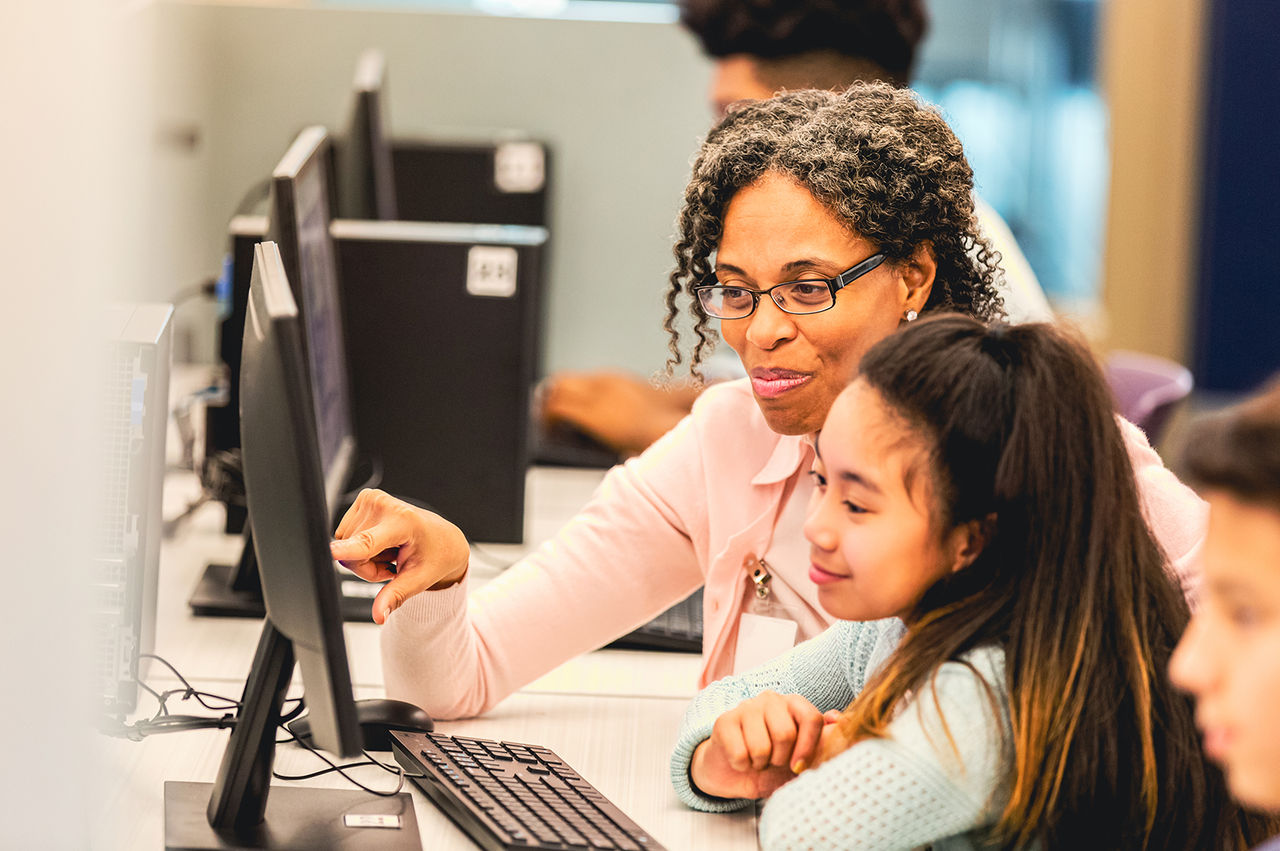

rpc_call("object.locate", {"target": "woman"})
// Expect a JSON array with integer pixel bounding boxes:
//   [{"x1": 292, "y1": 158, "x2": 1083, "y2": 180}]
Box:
[{"x1": 331, "y1": 83, "x2": 1204, "y2": 719}]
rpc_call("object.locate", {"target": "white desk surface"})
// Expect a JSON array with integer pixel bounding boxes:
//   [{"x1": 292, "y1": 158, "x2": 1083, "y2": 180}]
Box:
[
  {"x1": 97, "y1": 462, "x2": 754, "y2": 850},
  {"x1": 96, "y1": 684, "x2": 755, "y2": 851}
]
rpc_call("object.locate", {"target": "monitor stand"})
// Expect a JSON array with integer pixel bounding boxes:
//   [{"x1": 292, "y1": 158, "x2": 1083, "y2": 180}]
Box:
[
  {"x1": 163, "y1": 620, "x2": 420, "y2": 850},
  {"x1": 189, "y1": 522, "x2": 384, "y2": 623}
]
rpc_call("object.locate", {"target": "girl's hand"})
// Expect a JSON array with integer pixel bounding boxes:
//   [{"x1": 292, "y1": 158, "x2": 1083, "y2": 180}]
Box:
[
  {"x1": 689, "y1": 691, "x2": 827, "y2": 800},
  {"x1": 329, "y1": 488, "x2": 470, "y2": 624}
]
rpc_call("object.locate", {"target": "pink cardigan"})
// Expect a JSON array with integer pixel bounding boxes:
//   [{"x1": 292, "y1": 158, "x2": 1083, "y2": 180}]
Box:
[{"x1": 380, "y1": 379, "x2": 1205, "y2": 719}]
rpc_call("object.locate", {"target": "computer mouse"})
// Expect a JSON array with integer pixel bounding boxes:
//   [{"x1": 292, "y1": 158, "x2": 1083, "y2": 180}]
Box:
[{"x1": 289, "y1": 698, "x2": 434, "y2": 752}]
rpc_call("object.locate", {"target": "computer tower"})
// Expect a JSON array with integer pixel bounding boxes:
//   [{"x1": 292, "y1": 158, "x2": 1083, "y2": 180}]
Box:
[
  {"x1": 97, "y1": 303, "x2": 172, "y2": 717},
  {"x1": 333, "y1": 219, "x2": 547, "y2": 543},
  {"x1": 390, "y1": 138, "x2": 550, "y2": 229}
]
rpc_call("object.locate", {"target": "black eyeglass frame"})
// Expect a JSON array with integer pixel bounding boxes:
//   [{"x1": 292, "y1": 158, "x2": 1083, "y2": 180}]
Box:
[{"x1": 693, "y1": 252, "x2": 888, "y2": 319}]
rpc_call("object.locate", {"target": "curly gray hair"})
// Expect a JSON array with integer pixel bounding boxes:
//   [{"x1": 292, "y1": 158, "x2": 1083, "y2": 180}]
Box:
[{"x1": 663, "y1": 81, "x2": 1005, "y2": 376}]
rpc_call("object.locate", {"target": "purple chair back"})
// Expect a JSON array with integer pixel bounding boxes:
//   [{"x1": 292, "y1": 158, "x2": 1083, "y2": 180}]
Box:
[{"x1": 1104, "y1": 350, "x2": 1194, "y2": 443}]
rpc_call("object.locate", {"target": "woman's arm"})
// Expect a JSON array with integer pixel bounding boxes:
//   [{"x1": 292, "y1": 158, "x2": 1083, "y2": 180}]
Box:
[
  {"x1": 375, "y1": 410, "x2": 716, "y2": 719},
  {"x1": 758, "y1": 648, "x2": 1010, "y2": 850}
]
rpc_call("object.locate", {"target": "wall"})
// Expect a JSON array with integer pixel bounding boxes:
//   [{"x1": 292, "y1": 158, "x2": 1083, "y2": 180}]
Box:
[
  {"x1": 151, "y1": 0, "x2": 712, "y2": 376},
  {"x1": 1192, "y1": 0, "x2": 1280, "y2": 393},
  {"x1": 1098, "y1": 0, "x2": 1207, "y2": 362},
  {"x1": 0, "y1": 0, "x2": 150, "y2": 843}
]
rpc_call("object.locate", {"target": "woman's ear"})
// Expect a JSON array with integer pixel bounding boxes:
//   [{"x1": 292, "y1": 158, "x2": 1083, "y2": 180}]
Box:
[
  {"x1": 901, "y1": 241, "x2": 937, "y2": 317},
  {"x1": 947, "y1": 513, "x2": 995, "y2": 574}
]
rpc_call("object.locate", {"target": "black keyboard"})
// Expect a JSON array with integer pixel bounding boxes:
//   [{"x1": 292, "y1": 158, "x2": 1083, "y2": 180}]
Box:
[
  {"x1": 391, "y1": 730, "x2": 667, "y2": 851},
  {"x1": 607, "y1": 589, "x2": 703, "y2": 653}
]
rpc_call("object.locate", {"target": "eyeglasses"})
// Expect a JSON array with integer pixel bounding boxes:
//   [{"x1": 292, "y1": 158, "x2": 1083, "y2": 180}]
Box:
[{"x1": 693, "y1": 253, "x2": 887, "y2": 320}]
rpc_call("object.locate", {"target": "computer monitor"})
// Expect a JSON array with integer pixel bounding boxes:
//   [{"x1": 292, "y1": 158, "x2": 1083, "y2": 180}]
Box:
[
  {"x1": 336, "y1": 49, "x2": 397, "y2": 221},
  {"x1": 267, "y1": 125, "x2": 356, "y2": 505},
  {"x1": 164, "y1": 242, "x2": 419, "y2": 849},
  {"x1": 189, "y1": 126, "x2": 371, "y2": 621}
]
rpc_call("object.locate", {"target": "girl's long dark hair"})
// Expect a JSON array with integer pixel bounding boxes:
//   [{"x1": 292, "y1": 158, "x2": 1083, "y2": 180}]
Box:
[{"x1": 837, "y1": 315, "x2": 1274, "y2": 849}]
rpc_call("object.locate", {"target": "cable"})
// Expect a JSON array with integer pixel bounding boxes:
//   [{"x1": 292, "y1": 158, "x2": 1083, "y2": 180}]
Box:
[
  {"x1": 117, "y1": 654, "x2": 413, "y2": 798},
  {"x1": 280, "y1": 697, "x2": 306, "y2": 725},
  {"x1": 275, "y1": 731, "x2": 411, "y2": 797},
  {"x1": 101, "y1": 713, "x2": 236, "y2": 741},
  {"x1": 140, "y1": 653, "x2": 242, "y2": 716},
  {"x1": 149, "y1": 686, "x2": 239, "y2": 720},
  {"x1": 136, "y1": 679, "x2": 168, "y2": 715},
  {"x1": 361, "y1": 749, "x2": 423, "y2": 778},
  {"x1": 272, "y1": 761, "x2": 382, "y2": 781}
]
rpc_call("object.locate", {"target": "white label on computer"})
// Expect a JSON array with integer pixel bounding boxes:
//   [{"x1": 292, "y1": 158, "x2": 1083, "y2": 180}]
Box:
[
  {"x1": 343, "y1": 814, "x2": 403, "y2": 829},
  {"x1": 493, "y1": 142, "x2": 545, "y2": 193},
  {"x1": 466, "y1": 246, "x2": 519, "y2": 298}
]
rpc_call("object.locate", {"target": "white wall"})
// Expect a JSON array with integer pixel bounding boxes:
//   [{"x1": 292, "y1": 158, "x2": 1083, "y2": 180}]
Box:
[
  {"x1": 151, "y1": 0, "x2": 713, "y2": 375},
  {"x1": 0, "y1": 0, "x2": 152, "y2": 845}
]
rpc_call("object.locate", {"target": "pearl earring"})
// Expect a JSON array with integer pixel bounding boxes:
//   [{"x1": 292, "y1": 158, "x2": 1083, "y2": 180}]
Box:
[{"x1": 905, "y1": 310, "x2": 918, "y2": 322}]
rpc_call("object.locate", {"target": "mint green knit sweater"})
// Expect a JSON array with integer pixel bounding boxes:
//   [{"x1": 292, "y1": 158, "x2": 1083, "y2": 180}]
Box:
[{"x1": 670, "y1": 618, "x2": 1012, "y2": 850}]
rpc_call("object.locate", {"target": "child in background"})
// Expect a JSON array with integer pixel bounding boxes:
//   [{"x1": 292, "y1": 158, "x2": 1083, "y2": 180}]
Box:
[
  {"x1": 1171, "y1": 378, "x2": 1280, "y2": 851},
  {"x1": 671, "y1": 316, "x2": 1272, "y2": 849}
]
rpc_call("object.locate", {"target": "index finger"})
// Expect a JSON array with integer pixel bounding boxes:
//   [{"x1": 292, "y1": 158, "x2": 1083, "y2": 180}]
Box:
[{"x1": 336, "y1": 487, "x2": 411, "y2": 539}]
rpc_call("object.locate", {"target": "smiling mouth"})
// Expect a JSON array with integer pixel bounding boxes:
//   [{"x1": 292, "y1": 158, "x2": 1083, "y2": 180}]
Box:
[
  {"x1": 750, "y1": 368, "x2": 811, "y2": 399},
  {"x1": 809, "y1": 563, "x2": 847, "y2": 585}
]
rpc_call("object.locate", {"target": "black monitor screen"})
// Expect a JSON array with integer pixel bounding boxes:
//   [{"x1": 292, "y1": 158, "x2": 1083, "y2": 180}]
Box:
[
  {"x1": 270, "y1": 126, "x2": 355, "y2": 508},
  {"x1": 170, "y1": 237, "x2": 416, "y2": 851},
  {"x1": 240, "y1": 240, "x2": 359, "y2": 756}
]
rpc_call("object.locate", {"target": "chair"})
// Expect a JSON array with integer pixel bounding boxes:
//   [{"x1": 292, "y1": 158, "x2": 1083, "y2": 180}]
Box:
[{"x1": 1104, "y1": 350, "x2": 1195, "y2": 444}]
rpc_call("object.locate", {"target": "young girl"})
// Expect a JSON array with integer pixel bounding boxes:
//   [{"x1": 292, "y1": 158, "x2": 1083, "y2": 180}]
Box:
[
  {"x1": 671, "y1": 316, "x2": 1271, "y2": 849},
  {"x1": 1171, "y1": 378, "x2": 1280, "y2": 850}
]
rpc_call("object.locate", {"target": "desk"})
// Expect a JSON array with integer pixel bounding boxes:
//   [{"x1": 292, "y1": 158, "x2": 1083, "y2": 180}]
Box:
[
  {"x1": 96, "y1": 686, "x2": 754, "y2": 851},
  {"x1": 94, "y1": 465, "x2": 756, "y2": 850}
]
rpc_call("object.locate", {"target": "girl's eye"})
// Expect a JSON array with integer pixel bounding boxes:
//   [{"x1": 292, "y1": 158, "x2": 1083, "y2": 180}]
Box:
[
  {"x1": 843, "y1": 501, "x2": 867, "y2": 515},
  {"x1": 807, "y1": 469, "x2": 827, "y2": 489}
]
